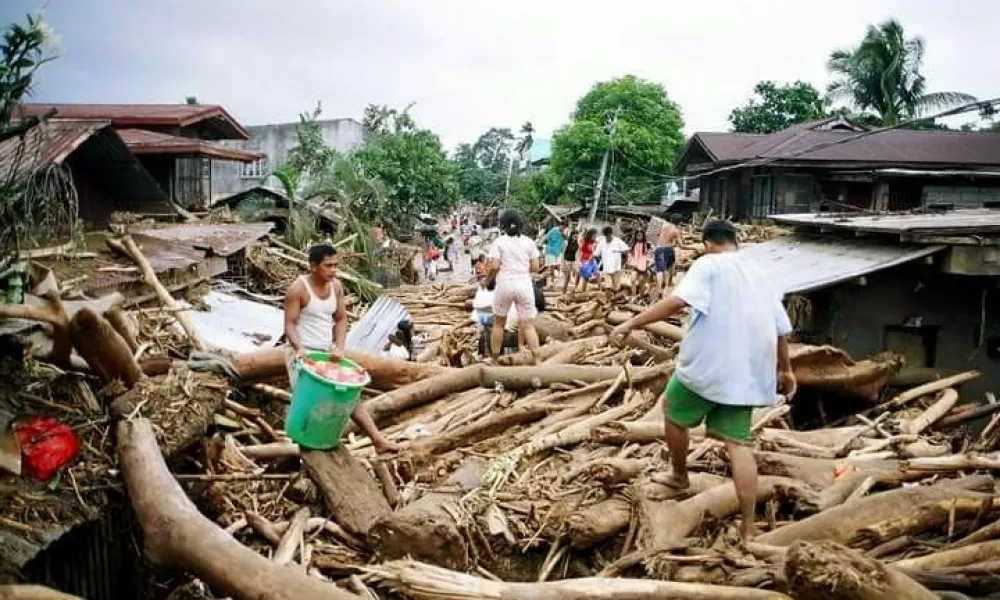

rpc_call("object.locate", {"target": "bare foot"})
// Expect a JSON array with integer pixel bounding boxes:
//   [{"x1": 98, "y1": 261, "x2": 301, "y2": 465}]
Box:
[
  {"x1": 645, "y1": 471, "x2": 690, "y2": 500},
  {"x1": 373, "y1": 438, "x2": 401, "y2": 454},
  {"x1": 740, "y1": 520, "x2": 757, "y2": 541}
]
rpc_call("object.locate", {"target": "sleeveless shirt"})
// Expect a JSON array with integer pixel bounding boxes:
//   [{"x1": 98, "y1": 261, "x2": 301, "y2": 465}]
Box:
[{"x1": 296, "y1": 276, "x2": 338, "y2": 351}]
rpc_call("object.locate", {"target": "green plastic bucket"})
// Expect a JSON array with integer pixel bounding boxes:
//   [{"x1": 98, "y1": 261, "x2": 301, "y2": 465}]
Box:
[{"x1": 286, "y1": 352, "x2": 370, "y2": 449}]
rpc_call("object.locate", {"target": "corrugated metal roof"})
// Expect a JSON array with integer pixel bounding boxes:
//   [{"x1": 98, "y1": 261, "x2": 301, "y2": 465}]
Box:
[
  {"x1": 741, "y1": 236, "x2": 945, "y2": 294},
  {"x1": 117, "y1": 129, "x2": 261, "y2": 162},
  {"x1": 683, "y1": 118, "x2": 1000, "y2": 170},
  {"x1": 135, "y1": 222, "x2": 273, "y2": 257},
  {"x1": 345, "y1": 296, "x2": 410, "y2": 355},
  {"x1": 189, "y1": 291, "x2": 411, "y2": 355},
  {"x1": 0, "y1": 119, "x2": 107, "y2": 177},
  {"x1": 17, "y1": 103, "x2": 250, "y2": 140},
  {"x1": 771, "y1": 209, "x2": 1000, "y2": 235}
]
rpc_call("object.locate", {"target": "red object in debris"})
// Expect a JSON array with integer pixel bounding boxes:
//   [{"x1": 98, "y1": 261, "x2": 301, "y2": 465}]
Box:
[{"x1": 13, "y1": 416, "x2": 81, "y2": 482}]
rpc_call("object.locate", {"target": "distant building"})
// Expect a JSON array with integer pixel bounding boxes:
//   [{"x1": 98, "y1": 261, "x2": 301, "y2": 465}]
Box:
[
  {"x1": 17, "y1": 103, "x2": 259, "y2": 210},
  {"x1": 211, "y1": 118, "x2": 368, "y2": 200},
  {"x1": 675, "y1": 116, "x2": 1000, "y2": 220},
  {"x1": 525, "y1": 138, "x2": 551, "y2": 170}
]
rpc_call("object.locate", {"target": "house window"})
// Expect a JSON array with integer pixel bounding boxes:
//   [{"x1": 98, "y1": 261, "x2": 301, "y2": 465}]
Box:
[{"x1": 241, "y1": 156, "x2": 268, "y2": 179}]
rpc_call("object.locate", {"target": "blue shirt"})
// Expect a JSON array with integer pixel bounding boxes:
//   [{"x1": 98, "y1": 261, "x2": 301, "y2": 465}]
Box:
[
  {"x1": 672, "y1": 251, "x2": 792, "y2": 407},
  {"x1": 544, "y1": 227, "x2": 565, "y2": 257}
]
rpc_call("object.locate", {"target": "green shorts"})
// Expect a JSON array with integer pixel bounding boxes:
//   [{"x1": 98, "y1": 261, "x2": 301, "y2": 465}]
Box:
[{"x1": 663, "y1": 376, "x2": 752, "y2": 444}]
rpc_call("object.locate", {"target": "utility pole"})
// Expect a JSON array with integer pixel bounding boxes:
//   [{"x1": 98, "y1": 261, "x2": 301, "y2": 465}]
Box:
[{"x1": 587, "y1": 106, "x2": 621, "y2": 223}]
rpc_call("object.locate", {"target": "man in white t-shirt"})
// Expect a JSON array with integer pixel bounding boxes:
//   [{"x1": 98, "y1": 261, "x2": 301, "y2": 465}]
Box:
[
  {"x1": 594, "y1": 226, "x2": 630, "y2": 291},
  {"x1": 609, "y1": 219, "x2": 797, "y2": 540}
]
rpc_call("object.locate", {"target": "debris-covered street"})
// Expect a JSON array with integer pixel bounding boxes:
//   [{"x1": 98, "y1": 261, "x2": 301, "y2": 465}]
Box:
[{"x1": 4, "y1": 5, "x2": 1000, "y2": 600}]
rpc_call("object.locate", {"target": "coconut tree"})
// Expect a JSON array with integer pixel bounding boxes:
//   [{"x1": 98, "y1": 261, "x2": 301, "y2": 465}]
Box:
[{"x1": 826, "y1": 19, "x2": 976, "y2": 125}]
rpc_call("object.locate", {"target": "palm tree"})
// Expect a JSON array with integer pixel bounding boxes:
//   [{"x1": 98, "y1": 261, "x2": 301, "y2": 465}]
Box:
[
  {"x1": 515, "y1": 121, "x2": 535, "y2": 162},
  {"x1": 826, "y1": 19, "x2": 975, "y2": 125}
]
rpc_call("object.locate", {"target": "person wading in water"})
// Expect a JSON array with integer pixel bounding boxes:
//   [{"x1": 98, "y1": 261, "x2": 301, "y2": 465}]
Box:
[{"x1": 283, "y1": 243, "x2": 399, "y2": 453}]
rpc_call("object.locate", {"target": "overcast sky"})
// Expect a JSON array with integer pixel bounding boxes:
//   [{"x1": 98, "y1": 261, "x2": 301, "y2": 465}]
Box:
[{"x1": 4, "y1": 0, "x2": 999, "y2": 149}]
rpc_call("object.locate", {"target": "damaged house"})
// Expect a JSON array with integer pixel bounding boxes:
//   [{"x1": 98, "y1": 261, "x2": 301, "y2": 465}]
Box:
[
  {"x1": 0, "y1": 118, "x2": 173, "y2": 227},
  {"x1": 677, "y1": 117, "x2": 1000, "y2": 219},
  {"x1": 745, "y1": 209, "x2": 1000, "y2": 401},
  {"x1": 17, "y1": 103, "x2": 260, "y2": 210}
]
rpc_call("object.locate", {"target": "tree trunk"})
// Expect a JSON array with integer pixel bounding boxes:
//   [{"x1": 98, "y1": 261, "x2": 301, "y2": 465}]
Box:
[
  {"x1": 232, "y1": 347, "x2": 450, "y2": 390},
  {"x1": 897, "y1": 560, "x2": 1000, "y2": 596},
  {"x1": 903, "y1": 389, "x2": 958, "y2": 434},
  {"x1": 301, "y1": 446, "x2": 392, "y2": 537},
  {"x1": 117, "y1": 418, "x2": 357, "y2": 600},
  {"x1": 369, "y1": 459, "x2": 486, "y2": 570},
  {"x1": 892, "y1": 540, "x2": 1000, "y2": 571},
  {"x1": 757, "y1": 479, "x2": 996, "y2": 548},
  {"x1": 785, "y1": 540, "x2": 937, "y2": 600},
  {"x1": 0, "y1": 586, "x2": 83, "y2": 600},
  {"x1": 565, "y1": 494, "x2": 632, "y2": 549},
  {"x1": 104, "y1": 307, "x2": 139, "y2": 354},
  {"x1": 606, "y1": 311, "x2": 684, "y2": 342},
  {"x1": 882, "y1": 370, "x2": 979, "y2": 411},
  {"x1": 70, "y1": 308, "x2": 143, "y2": 390},
  {"x1": 111, "y1": 236, "x2": 206, "y2": 350},
  {"x1": 534, "y1": 313, "x2": 573, "y2": 342},
  {"x1": 366, "y1": 559, "x2": 791, "y2": 600}
]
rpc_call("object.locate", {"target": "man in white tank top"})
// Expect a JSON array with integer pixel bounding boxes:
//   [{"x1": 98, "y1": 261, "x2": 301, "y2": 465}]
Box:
[{"x1": 283, "y1": 244, "x2": 399, "y2": 453}]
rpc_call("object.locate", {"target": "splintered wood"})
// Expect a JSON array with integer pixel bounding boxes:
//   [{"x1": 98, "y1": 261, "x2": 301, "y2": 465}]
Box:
[{"x1": 13, "y1": 222, "x2": 1000, "y2": 599}]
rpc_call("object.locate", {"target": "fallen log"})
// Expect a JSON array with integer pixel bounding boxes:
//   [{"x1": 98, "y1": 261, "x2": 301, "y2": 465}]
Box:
[
  {"x1": 369, "y1": 459, "x2": 486, "y2": 570},
  {"x1": 898, "y1": 561, "x2": 1000, "y2": 596},
  {"x1": 785, "y1": 540, "x2": 937, "y2": 600},
  {"x1": 105, "y1": 307, "x2": 139, "y2": 354},
  {"x1": 757, "y1": 477, "x2": 996, "y2": 547},
  {"x1": 881, "y1": 370, "x2": 979, "y2": 411},
  {"x1": 0, "y1": 291, "x2": 72, "y2": 367},
  {"x1": 0, "y1": 586, "x2": 83, "y2": 600},
  {"x1": 565, "y1": 473, "x2": 727, "y2": 549},
  {"x1": 232, "y1": 346, "x2": 449, "y2": 390},
  {"x1": 70, "y1": 307, "x2": 143, "y2": 390},
  {"x1": 111, "y1": 236, "x2": 205, "y2": 350},
  {"x1": 366, "y1": 559, "x2": 791, "y2": 600},
  {"x1": 534, "y1": 313, "x2": 573, "y2": 342},
  {"x1": 117, "y1": 418, "x2": 357, "y2": 600},
  {"x1": 892, "y1": 539, "x2": 1000, "y2": 571},
  {"x1": 302, "y1": 446, "x2": 391, "y2": 537},
  {"x1": 606, "y1": 310, "x2": 684, "y2": 342},
  {"x1": 903, "y1": 388, "x2": 958, "y2": 434}
]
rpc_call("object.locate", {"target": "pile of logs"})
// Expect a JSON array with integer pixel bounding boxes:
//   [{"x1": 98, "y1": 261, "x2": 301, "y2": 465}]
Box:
[{"x1": 6, "y1": 232, "x2": 1000, "y2": 600}]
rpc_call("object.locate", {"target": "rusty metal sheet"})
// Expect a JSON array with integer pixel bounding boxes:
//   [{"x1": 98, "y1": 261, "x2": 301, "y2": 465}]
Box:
[
  {"x1": 135, "y1": 223, "x2": 273, "y2": 257},
  {"x1": 741, "y1": 236, "x2": 945, "y2": 294}
]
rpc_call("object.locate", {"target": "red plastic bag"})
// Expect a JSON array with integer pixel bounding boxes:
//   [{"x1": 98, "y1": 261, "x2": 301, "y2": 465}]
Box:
[{"x1": 13, "y1": 416, "x2": 81, "y2": 482}]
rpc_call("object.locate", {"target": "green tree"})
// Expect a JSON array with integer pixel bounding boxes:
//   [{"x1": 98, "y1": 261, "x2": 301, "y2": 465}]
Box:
[
  {"x1": 826, "y1": 19, "x2": 976, "y2": 126},
  {"x1": 729, "y1": 81, "x2": 826, "y2": 133},
  {"x1": 507, "y1": 169, "x2": 562, "y2": 224},
  {"x1": 551, "y1": 75, "x2": 685, "y2": 206},
  {"x1": 354, "y1": 104, "x2": 460, "y2": 224},
  {"x1": 452, "y1": 127, "x2": 520, "y2": 205}
]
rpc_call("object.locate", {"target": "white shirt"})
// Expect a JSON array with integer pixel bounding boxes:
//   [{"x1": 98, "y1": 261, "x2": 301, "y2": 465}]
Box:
[
  {"x1": 595, "y1": 237, "x2": 630, "y2": 273},
  {"x1": 488, "y1": 234, "x2": 539, "y2": 283},
  {"x1": 672, "y1": 251, "x2": 792, "y2": 407}
]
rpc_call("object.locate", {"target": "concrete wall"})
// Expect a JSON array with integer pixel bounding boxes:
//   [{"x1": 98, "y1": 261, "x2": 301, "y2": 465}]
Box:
[
  {"x1": 211, "y1": 118, "x2": 367, "y2": 200},
  {"x1": 806, "y1": 261, "x2": 1000, "y2": 400}
]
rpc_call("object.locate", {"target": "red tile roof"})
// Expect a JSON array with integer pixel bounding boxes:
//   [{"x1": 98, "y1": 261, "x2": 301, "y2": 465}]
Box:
[
  {"x1": 117, "y1": 129, "x2": 261, "y2": 162},
  {"x1": 16, "y1": 103, "x2": 250, "y2": 140}
]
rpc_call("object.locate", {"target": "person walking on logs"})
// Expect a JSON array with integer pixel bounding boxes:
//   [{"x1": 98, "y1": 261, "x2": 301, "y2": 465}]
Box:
[
  {"x1": 610, "y1": 220, "x2": 797, "y2": 539},
  {"x1": 283, "y1": 244, "x2": 399, "y2": 453},
  {"x1": 654, "y1": 213, "x2": 683, "y2": 297},
  {"x1": 485, "y1": 209, "x2": 541, "y2": 362}
]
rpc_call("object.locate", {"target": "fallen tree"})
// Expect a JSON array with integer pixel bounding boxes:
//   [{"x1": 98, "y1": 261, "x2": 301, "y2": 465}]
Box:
[
  {"x1": 117, "y1": 418, "x2": 357, "y2": 600},
  {"x1": 785, "y1": 540, "x2": 937, "y2": 600}
]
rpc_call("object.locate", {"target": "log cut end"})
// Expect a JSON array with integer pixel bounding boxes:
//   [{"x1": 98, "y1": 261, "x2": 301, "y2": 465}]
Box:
[{"x1": 785, "y1": 540, "x2": 937, "y2": 600}]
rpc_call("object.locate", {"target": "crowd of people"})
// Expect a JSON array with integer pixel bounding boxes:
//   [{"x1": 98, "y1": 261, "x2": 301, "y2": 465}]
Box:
[{"x1": 538, "y1": 214, "x2": 683, "y2": 300}]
